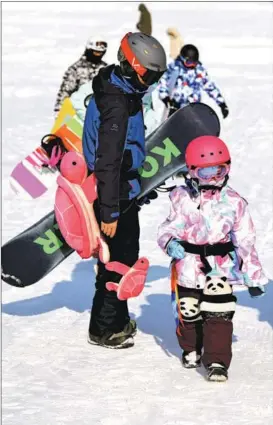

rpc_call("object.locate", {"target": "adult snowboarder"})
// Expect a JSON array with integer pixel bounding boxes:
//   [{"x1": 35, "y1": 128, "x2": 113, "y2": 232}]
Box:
[
  {"x1": 158, "y1": 44, "x2": 229, "y2": 118},
  {"x1": 157, "y1": 135, "x2": 268, "y2": 381},
  {"x1": 83, "y1": 32, "x2": 167, "y2": 348},
  {"x1": 54, "y1": 36, "x2": 108, "y2": 116}
]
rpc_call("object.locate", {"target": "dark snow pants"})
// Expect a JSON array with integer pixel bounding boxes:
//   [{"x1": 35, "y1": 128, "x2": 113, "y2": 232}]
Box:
[
  {"x1": 176, "y1": 285, "x2": 236, "y2": 369},
  {"x1": 89, "y1": 199, "x2": 140, "y2": 336}
]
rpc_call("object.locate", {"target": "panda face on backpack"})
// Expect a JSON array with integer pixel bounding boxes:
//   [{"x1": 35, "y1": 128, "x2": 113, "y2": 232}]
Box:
[
  {"x1": 203, "y1": 276, "x2": 232, "y2": 296},
  {"x1": 179, "y1": 296, "x2": 201, "y2": 322},
  {"x1": 201, "y1": 276, "x2": 236, "y2": 319}
]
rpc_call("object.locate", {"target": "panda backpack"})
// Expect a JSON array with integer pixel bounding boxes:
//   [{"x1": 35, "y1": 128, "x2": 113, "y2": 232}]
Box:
[{"x1": 200, "y1": 276, "x2": 237, "y2": 320}]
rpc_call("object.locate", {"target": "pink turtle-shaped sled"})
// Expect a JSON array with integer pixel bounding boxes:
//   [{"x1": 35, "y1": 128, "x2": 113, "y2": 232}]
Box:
[{"x1": 54, "y1": 152, "x2": 150, "y2": 300}]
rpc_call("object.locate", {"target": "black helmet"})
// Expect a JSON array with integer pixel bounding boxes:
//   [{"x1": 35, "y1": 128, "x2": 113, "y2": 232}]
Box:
[
  {"x1": 180, "y1": 44, "x2": 199, "y2": 68},
  {"x1": 118, "y1": 32, "x2": 167, "y2": 86}
]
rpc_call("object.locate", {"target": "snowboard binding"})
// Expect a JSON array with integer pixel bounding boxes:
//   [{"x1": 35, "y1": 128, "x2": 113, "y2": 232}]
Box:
[{"x1": 40, "y1": 134, "x2": 66, "y2": 168}]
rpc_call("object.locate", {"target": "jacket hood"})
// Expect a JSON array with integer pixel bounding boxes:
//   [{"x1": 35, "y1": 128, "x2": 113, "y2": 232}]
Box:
[
  {"x1": 92, "y1": 64, "x2": 147, "y2": 97},
  {"x1": 92, "y1": 65, "x2": 121, "y2": 95}
]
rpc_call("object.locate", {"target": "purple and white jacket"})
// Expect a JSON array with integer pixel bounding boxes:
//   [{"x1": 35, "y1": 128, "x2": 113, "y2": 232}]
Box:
[
  {"x1": 157, "y1": 185, "x2": 268, "y2": 289},
  {"x1": 158, "y1": 59, "x2": 225, "y2": 107}
]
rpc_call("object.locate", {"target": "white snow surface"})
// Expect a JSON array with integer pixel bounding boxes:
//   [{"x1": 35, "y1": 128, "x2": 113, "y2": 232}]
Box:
[{"x1": 1, "y1": 2, "x2": 273, "y2": 425}]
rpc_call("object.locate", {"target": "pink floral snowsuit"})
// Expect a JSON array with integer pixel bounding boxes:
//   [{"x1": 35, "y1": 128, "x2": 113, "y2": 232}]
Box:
[
  {"x1": 158, "y1": 185, "x2": 268, "y2": 290},
  {"x1": 157, "y1": 184, "x2": 268, "y2": 370}
]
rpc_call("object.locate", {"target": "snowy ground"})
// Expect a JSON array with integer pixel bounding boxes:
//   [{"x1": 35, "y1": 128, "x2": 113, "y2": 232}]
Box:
[{"x1": 1, "y1": 2, "x2": 273, "y2": 425}]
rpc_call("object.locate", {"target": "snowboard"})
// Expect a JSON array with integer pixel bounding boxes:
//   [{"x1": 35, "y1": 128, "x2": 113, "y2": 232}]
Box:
[
  {"x1": 10, "y1": 145, "x2": 60, "y2": 200},
  {"x1": 166, "y1": 27, "x2": 184, "y2": 60},
  {"x1": 9, "y1": 99, "x2": 81, "y2": 200},
  {"x1": 51, "y1": 98, "x2": 76, "y2": 133},
  {"x1": 1, "y1": 211, "x2": 74, "y2": 287},
  {"x1": 2, "y1": 103, "x2": 220, "y2": 288},
  {"x1": 139, "y1": 102, "x2": 220, "y2": 198}
]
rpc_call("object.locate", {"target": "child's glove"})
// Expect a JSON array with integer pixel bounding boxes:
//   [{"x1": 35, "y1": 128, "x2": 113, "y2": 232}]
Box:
[
  {"x1": 248, "y1": 285, "x2": 265, "y2": 298},
  {"x1": 166, "y1": 239, "x2": 185, "y2": 260},
  {"x1": 219, "y1": 102, "x2": 229, "y2": 119},
  {"x1": 168, "y1": 99, "x2": 180, "y2": 117},
  {"x1": 243, "y1": 273, "x2": 265, "y2": 298},
  {"x1": 136, "y1": 190, "x2": 158, "y2": 207}
]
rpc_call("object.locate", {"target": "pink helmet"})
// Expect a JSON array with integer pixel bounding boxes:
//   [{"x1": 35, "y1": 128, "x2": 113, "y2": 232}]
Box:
[{"x1": 185, "y1": 136, "x2": 231, "y2": 169}]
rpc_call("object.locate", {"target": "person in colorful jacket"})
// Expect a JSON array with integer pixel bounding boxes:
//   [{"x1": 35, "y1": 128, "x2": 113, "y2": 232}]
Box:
[
  {"x1": 54, "y1": 36, "x2": 108, "y2": 116},
  {"x1": 158, "y1": 44, "x2": 229, "y2": 119},
  {"x1": 83, "y1": 32, "x2": 167, "y2": 349},
  {"x1": 157, "y1": 135, "x2": 268, "y2": 381}
]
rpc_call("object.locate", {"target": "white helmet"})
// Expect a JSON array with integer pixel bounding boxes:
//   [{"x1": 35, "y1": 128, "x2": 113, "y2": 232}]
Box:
[{"x1": 86, "y1": 36, "x2": 107, "y2": 53}]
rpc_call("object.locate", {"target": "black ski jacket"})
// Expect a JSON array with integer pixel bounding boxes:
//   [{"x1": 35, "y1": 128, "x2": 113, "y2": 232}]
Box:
[{"x1": 83, "y1": 65, "x2": 146, "y2": 223}]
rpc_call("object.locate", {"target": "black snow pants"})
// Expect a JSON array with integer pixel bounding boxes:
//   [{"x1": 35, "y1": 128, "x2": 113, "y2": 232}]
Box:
[{"x1": 89, "y1": 199, "x2": 140, "y2": 336}]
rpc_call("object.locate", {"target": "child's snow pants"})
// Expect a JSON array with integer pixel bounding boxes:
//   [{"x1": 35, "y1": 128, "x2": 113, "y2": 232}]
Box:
[{"x1": 175, "y1": 280, "x2": 237, "y2": 369}]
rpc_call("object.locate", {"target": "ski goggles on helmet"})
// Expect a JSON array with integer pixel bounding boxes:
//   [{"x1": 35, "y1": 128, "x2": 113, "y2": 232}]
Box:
[
  {"x1": 193, "y1": 164, "x2": 229, "y2": 181},
  {"x1": 181, "y1": 56, "x2": 198, "y2": 68},
  {"x1": 140, "y1": 69, "x2": 165, "y2": 85},
  {"x1": 119, "y1": 33, "x2": 165, "y2": 86},
  {"x1": 86, "y1": 40, "x2": 108, "y2": 52}
]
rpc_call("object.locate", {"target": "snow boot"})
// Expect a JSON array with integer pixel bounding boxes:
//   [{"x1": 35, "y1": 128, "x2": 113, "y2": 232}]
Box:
[
  {"x1": 182, "y1": 351, "x2": 201, "y2": 369},
  {"x1": 207, "y1": 363, "x2": 228, "y2": 382},
  {"x1": 88, "y1": 320, "x2": 137, "y2": 349}
]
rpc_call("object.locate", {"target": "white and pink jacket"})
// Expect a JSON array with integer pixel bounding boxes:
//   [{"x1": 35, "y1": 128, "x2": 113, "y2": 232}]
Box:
[{"x1": 157, "y1": 185, "x2": 268, "y2": 289}]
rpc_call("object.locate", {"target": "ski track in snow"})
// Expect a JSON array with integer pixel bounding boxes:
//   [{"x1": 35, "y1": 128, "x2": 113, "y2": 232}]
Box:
[{"x1": 2, "y1": 3, "x2": 273, "y2": 425}]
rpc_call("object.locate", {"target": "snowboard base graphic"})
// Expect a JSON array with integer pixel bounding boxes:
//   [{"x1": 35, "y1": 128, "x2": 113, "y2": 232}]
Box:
[
  {"x1": 2, "y1": 103, "x2": 220, "y2": 288},
  {"x1": 1, "y1": 211, "x2": 74, "y2": 287},
  {"x1": 9, "y1": 99, "x2": 81, "y2": 200},
  {"x1": 10, "y1": 147, "x2": 59, "y2": 200}
]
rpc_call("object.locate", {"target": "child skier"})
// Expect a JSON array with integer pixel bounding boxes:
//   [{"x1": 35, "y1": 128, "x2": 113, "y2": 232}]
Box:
[
  {"x1": 158, "y1": 44, "x2": 229, "y2": 119},
  {"x1": 83, "y1": 32, "x2": 167, "y2": 349},
  {"x1": 157, "y1": 135, "x2": 268, "y2": 381}
]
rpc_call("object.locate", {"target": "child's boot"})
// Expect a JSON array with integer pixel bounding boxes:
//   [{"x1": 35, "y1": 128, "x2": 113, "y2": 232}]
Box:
[
  {"x1": 182, "y1": 350, "x2": 201, "y2": 368},
  {"x1": 207, "y1": 363, "x2": 228, "y2": 382}
]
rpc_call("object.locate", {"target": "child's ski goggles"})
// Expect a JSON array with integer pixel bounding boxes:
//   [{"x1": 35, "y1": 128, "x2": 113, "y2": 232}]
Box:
[
  {"x1": 181, "y1": 56, "x2": 198, "y2": 68},
  {"x1": 194, "y1": 164, "x2": 229, "y2": 181}
]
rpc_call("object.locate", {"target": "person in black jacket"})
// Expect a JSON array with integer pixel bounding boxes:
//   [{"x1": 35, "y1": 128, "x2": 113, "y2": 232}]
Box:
[{"x1": 83, "y1": 32, "x2": 167, "y2": 348}]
